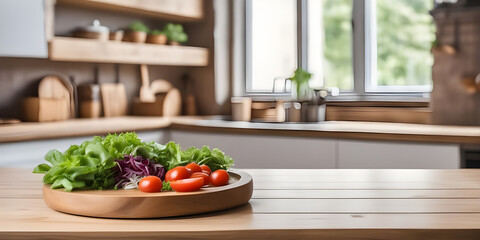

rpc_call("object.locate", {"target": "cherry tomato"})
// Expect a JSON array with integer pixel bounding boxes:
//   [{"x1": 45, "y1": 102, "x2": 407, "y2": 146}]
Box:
[
  {"x1": 210, "y1": 170, "x2": 229, "y2": 186},
  {"x1": 138, "y1": 176, "x2": 163, "y2": 193},
  {"x1": 191, "y1": 172, "x2": 210, "y2": 186},
  {"x1": 170, "y1": 177, "x2": 204, "y2": 192},
  {"x1": 200, "y1": 165, "x2": 212, "y2": 174},
  {"x1": 185, "y1": 163, "x2": 202, "y2": 173},
  {"x1": 165, "y1": 166, "x2": 190, "y2": 182}
]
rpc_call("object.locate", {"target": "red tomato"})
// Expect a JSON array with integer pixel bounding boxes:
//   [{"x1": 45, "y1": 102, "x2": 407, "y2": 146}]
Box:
[
  {"x1": 138, "y1": 176, "x2": 163, "y2": 193},
  {"x1": 170, "y1": 177, "x2": 204, "y2": 192},
  {"x1": 210, "y1": 170, "x2": 229, "y2": 186},
  {"x1": 185, "y1": 163, "x2": 202, "y2": 173},
  {"x1": 191, "y1": 172, "x2": 210, "y2": 186},
  {"x1": 165, "y1": 166, "x2": 190, "y2": 182},
  {"x1": 200, "y1": 165, "x2": 212, "y2": 174}
]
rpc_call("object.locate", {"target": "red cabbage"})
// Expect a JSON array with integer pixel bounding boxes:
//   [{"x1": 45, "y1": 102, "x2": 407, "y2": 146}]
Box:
[{"x1": 114, "y1": 155, "x2": 165, "y2": 189}]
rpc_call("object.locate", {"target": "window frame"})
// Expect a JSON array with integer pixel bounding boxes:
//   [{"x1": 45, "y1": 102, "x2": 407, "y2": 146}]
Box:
[{"x1": 239, "y1": 0, "x2": 432, "y2": 101}]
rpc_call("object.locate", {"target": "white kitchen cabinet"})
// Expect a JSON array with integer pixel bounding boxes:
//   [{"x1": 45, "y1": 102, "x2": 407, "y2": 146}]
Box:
[
  {"x1": 169, "y1": 131, "x2": 337, "y2": 169},
  {"x1": 338, "y1": 140, "x2": 460, "y2": 169},
  {"x1": 0, "y1": 0, "x2": 48, "y2": 58}
]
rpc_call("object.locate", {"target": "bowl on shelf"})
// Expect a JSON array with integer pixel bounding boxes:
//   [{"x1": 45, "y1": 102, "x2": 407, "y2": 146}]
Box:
[
  {"x1": 123, "y1": 30, "x2": 147, "y2": 43},
  {"x1": 109, "y1": 30, "x2": 124, "y2": 41},
  {"x1": 147, "y1": 34, "x2": 167, "y2": 45},
  {"x1": 72, "y1": 19, "x2": 109, "y2": 41}
]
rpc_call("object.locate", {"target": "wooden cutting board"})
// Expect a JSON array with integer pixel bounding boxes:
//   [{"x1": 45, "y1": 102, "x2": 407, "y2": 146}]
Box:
[
  {"x1": 42, "y1": 170, "x2": 253, "y2": 218},
  {"x1": 100, "y1": 83, "x2": 127, "y2": 117},
  {"x1": 37, "y1": 75, "x2": 74, "y2": 119},
  {"x1": 101, "y1": 64, "x2": 127, "y2": 117}
]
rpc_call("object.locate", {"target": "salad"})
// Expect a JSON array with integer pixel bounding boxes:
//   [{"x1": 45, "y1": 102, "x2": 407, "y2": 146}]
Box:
[{"x1": 33, "y1": 132, "x2": 234, "y2": 192}]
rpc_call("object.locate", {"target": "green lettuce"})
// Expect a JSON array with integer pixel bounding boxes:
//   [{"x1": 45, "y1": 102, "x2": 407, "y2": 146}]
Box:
[
  {"x1": 33, "y1": 138, "x2": 116, "y2": 191},
  {"x1": 33, "y1": 132, "x2": 235, "y2": 191},
  {"x1": 179, "y1": 146, "x2": 234, "y2": 172}
]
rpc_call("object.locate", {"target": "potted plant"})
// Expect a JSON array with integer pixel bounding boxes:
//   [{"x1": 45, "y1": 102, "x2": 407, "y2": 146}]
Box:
[
  {"x1": 123, "y1": 21, "x2": 149, "y2": 43},
  {"x1": 146, "y1": 29, "x2": 168, "y2": 45},
  {"x1": 163, "y1": 23, "x2": 188, "y2": 46},
  {"x1": 289, "y1": 67, "x2": 312, "y2": 100}
]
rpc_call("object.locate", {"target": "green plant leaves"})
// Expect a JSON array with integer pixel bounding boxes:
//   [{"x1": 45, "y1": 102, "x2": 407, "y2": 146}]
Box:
[
  {"x1": 163, "y1": 23, "x2": 188, "y2": 43},
  {"x1": 128, "y1": 21, "x2": 150, "y2": 33},
  {"x1": 289, "y1": 67, "x2": 313, "y2": 100}
]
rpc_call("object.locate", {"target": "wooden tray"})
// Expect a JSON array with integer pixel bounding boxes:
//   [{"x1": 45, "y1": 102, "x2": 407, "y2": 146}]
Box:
[{"x1": 43, "y1": 170, "x2": 253, "y2": 218}]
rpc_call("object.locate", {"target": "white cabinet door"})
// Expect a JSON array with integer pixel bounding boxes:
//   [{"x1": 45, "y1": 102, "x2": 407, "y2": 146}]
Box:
[
  {"x1": 338, "y1": 140, "x2": 460, "y2": 169},
  {"x1": 0, "y1": 0, "x2": 47, "y2": 58},
  {"x1": 170, "y1": 131, "x2": 336, "y2": 169}
]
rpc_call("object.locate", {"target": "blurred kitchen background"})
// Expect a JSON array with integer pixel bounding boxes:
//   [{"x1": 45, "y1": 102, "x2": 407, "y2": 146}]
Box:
[{"x1": 0, "y1": 0, "x2": 479, "y2": 169}]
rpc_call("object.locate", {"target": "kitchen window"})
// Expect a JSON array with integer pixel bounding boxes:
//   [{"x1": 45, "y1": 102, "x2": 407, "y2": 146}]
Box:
[{"x1": 243, "y1": 0, "x2": 435, "y2": 98}]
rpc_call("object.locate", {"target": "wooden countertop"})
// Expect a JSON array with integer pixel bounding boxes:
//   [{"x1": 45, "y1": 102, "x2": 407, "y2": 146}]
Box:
[
  {"x1": 1, "y1": 116, "x2": 479, "y2": 144},
  {"x1": 171, "y1": 117, "x2": 480, "y2": 144},
  {"x1": 2, "y1": 168, "x2": 480, "y2": 239},
  {"x1": 0, "y1": 116, "x2": 171, "y2": 143}
]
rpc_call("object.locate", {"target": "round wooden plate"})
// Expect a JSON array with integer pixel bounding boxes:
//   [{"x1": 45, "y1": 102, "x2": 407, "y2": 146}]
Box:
[{"x1": 43, "y1": 170, "x2": 253, "y2": 218}]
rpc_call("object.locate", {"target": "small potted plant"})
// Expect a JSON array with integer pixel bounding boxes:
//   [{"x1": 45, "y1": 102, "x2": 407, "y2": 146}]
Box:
[
  {"x1": 146, "y1": 29, "x2": 168, "y2": 45},
  {"x1": 123, "y1": 21, "x2": 149, "y2": 43},
  {"x1": 289, "y1": 67, "x2": 312, "y2": 101},
  {"x1": 163, "y1": 23, "x2": 188, "y2": 46}
]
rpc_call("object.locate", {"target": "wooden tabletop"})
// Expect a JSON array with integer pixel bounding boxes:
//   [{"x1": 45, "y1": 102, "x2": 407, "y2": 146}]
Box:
[{"x1": 2, "y1": 168, "x2": 480, "y2": 239}]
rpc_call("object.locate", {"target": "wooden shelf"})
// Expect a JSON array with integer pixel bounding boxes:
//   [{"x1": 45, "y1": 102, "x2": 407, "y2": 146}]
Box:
[
  {"x1": 57, "y1": 0, "x2": 204, "y2": 22},
  {"x1": 48, "y1": 37, "x2": 209, "y2": 66}
]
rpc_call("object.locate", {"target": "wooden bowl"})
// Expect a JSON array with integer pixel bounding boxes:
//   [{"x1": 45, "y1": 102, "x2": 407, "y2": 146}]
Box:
[
  {"x1": 73, "y1": 30, "x2": 109, "y2": 41},
  {"x1": 147, "y1": 34, "x2": 167, "y2": 44},
  {"x1": 123, "y1": 31, "x2": 147, "y2": 43},
  {"x1": 43, "y1": 170, "x2": 253, "y2": 218},
  {"x1": 109, "y1": 31, "x2": 124, "y2": 41}
]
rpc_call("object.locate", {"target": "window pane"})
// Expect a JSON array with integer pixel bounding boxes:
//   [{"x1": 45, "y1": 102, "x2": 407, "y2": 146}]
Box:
[
  {"x1": 247, "y1": 0, "x2": 297, "y2": 93},
  {"x1": 372, "y1": 0, "x2": 435, "y2": 92},
  {"x1": 308, "y1": 0, "x2": 354, "y2": 90}
]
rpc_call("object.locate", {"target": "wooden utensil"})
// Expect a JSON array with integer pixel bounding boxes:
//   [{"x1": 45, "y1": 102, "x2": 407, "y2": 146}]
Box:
[
  {"x1": 77, "y1": 84, "x2": 101, "y2": 118},
  {"x1": 101, "y1": 64, "x2": 127, "y2": 117},
  {"x1": 42, "y1": 170, "x2": 253, "y2": 219},
  {"x1": 139, "y1": 64, "x2": 155, "y2": 102},
  {"x1": 132, "y1": 88, "x2": 182, "y2": 116},
  {"x1": 182, "y1": 74, "x2": 197, "y2": 115}
]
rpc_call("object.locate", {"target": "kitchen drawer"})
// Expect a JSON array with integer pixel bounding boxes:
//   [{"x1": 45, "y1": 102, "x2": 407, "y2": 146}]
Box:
[
  {"x1": 338, "y1": 140, "x2": 461, "y2": 169},
  {"x1": 170, "y1": 130, "x2": 336, "y2": 169}
]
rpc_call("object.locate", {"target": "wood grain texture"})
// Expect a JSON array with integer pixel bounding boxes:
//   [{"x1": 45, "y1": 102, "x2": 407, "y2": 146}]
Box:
[
  {"x1": 57, "y1": 0, "x2": 204, "y2": 22},
  {"x1": 326, "y1": 106, "x2": 431, "y2": 124},
  {"x1": 100, "y1": 83, "x2": 127, "y2": 117},
  {"x1": 2, "y1": 168, "x2": 480, "y2": 239},
  {"x1": 49, "y1": 37, "x2": 209, "y2": 66},
  {"x1": 42, "y1": 170, "x2": 253, "y2": 218},
  {"x1": 0, "y1": 116, "x2": 170, "y2": 143}
]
